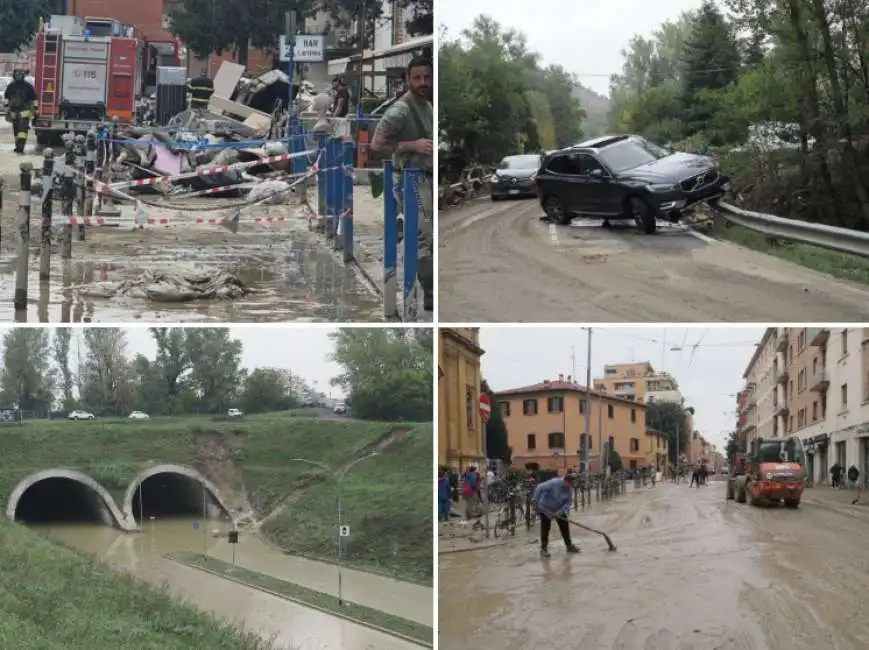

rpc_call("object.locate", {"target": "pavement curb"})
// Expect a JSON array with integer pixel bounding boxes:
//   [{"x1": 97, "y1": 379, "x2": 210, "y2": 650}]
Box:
[{"x1": 167, "y1": 553, "x2": 432, "y2": 648}]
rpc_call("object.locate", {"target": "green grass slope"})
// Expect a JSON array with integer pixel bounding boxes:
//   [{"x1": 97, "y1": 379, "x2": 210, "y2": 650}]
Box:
[
  {"x1": 261, "y1": 424, "x2": 433, "y2": 585},
  {"x1": 0, "y1": 518, "x2": 275, "y2": 650}
]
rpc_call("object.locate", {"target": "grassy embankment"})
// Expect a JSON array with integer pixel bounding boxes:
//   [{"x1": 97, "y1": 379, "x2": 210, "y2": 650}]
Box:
[
  {"x1": 0, "y1": 518, "x2": 277, "y2": 650},
  {"x1": 0, "y1": 412, "x2": 433, "y2": 641}
]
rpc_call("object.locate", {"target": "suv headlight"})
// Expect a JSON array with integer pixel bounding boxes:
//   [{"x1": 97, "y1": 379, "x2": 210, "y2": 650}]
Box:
[{"x1": 646, "y1": 183, "x2": 676, "y2": 192}]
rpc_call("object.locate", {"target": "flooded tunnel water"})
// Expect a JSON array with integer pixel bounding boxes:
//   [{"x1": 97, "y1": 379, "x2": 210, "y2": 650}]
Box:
[
  {"x1": 15, "y1": 477, "x2": 110, "y2": 524},
  {"x1": 132, "y1": 472, "x2": 224, "y2": 523}
]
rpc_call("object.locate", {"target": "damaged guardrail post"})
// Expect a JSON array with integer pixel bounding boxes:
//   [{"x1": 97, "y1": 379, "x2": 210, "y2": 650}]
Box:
[
  {"x1": 14, "y1": 162, "x2": 33, "y2": 314},
  {"x1": 402, "y1": 169, "x2": 420, "y2": 322},
  {"x1": 39, "y1": 148, "x2": 55, "y2": 282},
  {"x1": 383, "y1": 161, "x2": 398, "y2": 319},
  {"x1": 341, "y1": 139, "x2": 354, "y2": 263},
  {"x1": 62, "y1": 135, "x2": 76, "y2": 259}
]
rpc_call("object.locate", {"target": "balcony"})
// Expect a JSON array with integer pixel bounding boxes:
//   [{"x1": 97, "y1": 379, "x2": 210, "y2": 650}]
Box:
[
  {"x1": 809, "y1": 328, "x2": 829, "y2": 347},
  {"x1": 809, "y1": 369, "x2": 830, "y2": 392},
  {"x1": 775, "y1": 366, "x2": 789, "y2": 384},
  {"x1": 776, "y1": 333, "x2": 788, "y2": 352},
  {"x1": 774, "y1": 401, "x2": 789, "y2": 416}
]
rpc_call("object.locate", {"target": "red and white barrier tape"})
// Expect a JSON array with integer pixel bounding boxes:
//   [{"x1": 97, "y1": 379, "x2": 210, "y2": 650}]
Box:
[{"x1": 52, "y1": 215, "x2": 293, "y2": 227}]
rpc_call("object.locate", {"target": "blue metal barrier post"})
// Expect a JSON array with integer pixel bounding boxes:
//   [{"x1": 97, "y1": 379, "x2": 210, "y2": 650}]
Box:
[
  {"x1": 315, "y1": 133, "x2": 327, "y2": 232},
  {"x1": 327, "y1": 138, "x2": 341, "y2": 244},
  {"x1": 341, "y1": 140, "x2": 354, "y2": 262},
  {"x1": 383, "y1": 161, "x2": 398, "y2": 319},
  {"x1": 402, "y1": 169, "x2": 419, "y2": 322}
]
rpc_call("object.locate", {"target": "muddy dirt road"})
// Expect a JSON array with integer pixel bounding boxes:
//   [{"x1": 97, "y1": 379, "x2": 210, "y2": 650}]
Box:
[
  {"x1": 438, "y1": 198, "x2": 869, "y2": 322},
  {"x1": 0, "y1": 125, "x2": 381, "y2": 322},
  {"x1": 439, "y1": 480, "x2": 869, "y2": 650}
]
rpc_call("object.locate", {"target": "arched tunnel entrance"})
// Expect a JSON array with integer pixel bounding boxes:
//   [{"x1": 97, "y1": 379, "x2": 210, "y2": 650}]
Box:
[
  {"x1": 15, "y1": 477, "x2": 111, "y2": 524},
  {"x1": 127, "y1": 468, "x2": 230, "y2": 525},
  {"x1": 6, "y1": 470, "x2": 124, "y2": 528}
]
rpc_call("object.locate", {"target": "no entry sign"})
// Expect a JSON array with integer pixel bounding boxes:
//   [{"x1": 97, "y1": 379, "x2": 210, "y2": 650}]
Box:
[{"x1": 480, "y1": 393, "x2": 491, "y2": 422}]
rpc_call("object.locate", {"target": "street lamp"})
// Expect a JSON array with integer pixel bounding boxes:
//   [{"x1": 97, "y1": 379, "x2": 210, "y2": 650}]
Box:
[{"x1": 288, "y1": 453, "x2": 379, "y2": 607}]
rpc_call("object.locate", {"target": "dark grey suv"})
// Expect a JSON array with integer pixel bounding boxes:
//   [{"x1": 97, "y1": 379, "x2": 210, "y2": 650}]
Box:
[
  {"x1": 535, "y1": 135, "x2": 731, "y2": 233},
  {"x1": 490, "y1": 154, "x2": 541, "y2": 201}
]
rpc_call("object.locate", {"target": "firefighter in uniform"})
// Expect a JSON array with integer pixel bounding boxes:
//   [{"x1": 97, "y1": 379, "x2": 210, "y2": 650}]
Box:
[
  {"x1": 188, "y1": 73, "x2": 214, "y2": 112},
  {"x1": 4, "y1": 70, "x2": 38, "y2": 154}
]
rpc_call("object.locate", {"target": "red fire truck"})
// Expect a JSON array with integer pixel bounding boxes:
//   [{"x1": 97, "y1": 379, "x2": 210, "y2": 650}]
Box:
[{"x1": 32, "y1": 15, "x2": 146, "y2": 144}]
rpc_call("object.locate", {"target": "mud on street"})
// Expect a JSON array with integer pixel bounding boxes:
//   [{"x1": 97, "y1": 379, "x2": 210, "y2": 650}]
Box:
[
  {"x1": 0, "y1": 129, "x2": 381, "y2": 323},
  {"x1": 438, "y1": 198, "x2": 869, "y2": 322},
  {"x1": 439, "y1": 479, "x2": 869, "y2": 650}
]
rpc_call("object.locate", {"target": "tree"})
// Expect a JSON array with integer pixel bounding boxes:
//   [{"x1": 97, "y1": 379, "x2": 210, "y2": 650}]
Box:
[
  {"x1": 185, "y1": 329, "x2": 245, "y2": 413},
  {"x1": 480, "y1": 379, "x2": 510, "y2": 463},
  {"x1": 725, "y1": 430, "x2": 742, "y2": 462},
  {"x1": 0, "y1": 0, "x2": 50, "y2": 54},
  {"x1": 607, "y1": 449, "x2": 624, "y2": 472},
  {"x1": 438, "y1": 16, "x2": 585, "y2": 173},
  {"x1": 238, "y1": 368, "x2": 301, "y2": 414},
  {"x1": 78, "y1": 329, "x2": 136, "y2": 416},
  {"x1": 0, "y1": 329, "x2": 53, "y2": 413},
  {"x1": 52, "y1": 328, "x2": 74, "y2": 411},
  {"x1": 329, "y1": 328, "x2": 431, "y2": 421},
  {"x1": 645, "y1": 401, "x2": 693, "y2": 462}
]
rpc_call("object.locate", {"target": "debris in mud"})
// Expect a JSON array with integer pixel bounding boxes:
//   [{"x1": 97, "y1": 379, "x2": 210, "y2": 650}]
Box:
[{"x1": 77, "y1": 270, "x2": 251, "y2": 302}]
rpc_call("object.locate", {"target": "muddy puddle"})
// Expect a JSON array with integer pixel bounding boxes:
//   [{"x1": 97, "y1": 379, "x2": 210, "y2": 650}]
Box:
[{"x1": 31, "y1": 517, "x2": 423, "y2": 650}]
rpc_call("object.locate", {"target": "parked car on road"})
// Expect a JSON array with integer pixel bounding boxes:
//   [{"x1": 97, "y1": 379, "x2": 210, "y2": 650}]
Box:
[
  {"x1": 128, "y1": 411, "x2": 150, "y2": 420},
  {"x1": 535, "y1": 134, "x2": 731, "y2": 233},
  {"x1": 68, "y1": 410, "x2": 95, "y2": 420},
  {"x1": 490, "y1": 153, "x2": 541, "y2": 201},
  {"x1": 333, "y1": 402, "x2": 347, "y2": 415},
  {"x1": 227, "y1": 408, "x2": 243, "y2": 418}
]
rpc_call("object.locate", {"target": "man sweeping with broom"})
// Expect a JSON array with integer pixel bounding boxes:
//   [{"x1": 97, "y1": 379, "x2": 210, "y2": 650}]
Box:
[{"x1": 532, "y1": 472, "x2": 581, "y2": 558}]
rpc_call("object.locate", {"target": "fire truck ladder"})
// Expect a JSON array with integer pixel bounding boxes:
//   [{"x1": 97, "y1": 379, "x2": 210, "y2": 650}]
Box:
[{"x1": 39, "y1": 30, "x2": 60, "y2": 114}]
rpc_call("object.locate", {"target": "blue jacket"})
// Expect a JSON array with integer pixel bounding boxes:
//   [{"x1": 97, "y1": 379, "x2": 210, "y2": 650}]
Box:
[
  {"x1": 533, "y1": 477, "x2": 572, "y2": 516},
  {"x1": 438, "y1": 478, "x2": 451, "y2": 501}
]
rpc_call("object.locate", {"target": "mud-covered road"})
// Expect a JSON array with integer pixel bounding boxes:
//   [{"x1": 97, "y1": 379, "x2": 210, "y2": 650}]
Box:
[
  {"x1": 438, "y1": 198, "x2": 869, "y2": 322},
  {"x1": 439, "y1": 479, "x2": 869, "y2": 650}
]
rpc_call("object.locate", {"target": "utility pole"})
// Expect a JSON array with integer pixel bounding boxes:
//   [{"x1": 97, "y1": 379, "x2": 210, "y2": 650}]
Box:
[{"x1": 581, "y1": 329, "x2": 591, "y2": 476}]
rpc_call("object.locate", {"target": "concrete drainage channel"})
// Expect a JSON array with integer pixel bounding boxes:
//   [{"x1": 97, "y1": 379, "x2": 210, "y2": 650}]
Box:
[{"x1": 5, "y1": 464, "x2": 234, "y2": 530}]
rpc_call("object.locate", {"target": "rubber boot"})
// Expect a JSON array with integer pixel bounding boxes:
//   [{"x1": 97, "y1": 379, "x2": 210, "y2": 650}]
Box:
[
  {"x1": 540, "y1": 547, "x2": 550, "y2": 558},
  {"x1": 13, "y1": 138, "x2": 25, "y2": 154},
  {"x1": 566, "y1": 544, "x2": 580, "y2": 554},
  {"x1": 417, "y1": 255, "x2": 433, "y2": 311}
]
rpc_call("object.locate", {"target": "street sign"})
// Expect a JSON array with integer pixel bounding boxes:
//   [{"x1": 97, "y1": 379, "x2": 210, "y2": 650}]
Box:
[
  {"x1": 339, "y1": 525, "x2": 350, "y2": 537},
  {"x1": 479, "y1": 394, "x2": 491, "y2": 422},
  {"x1": 228, "y1": 530, "x2": 239, "y2": 544},
  {"x1": 279, "y1": 34, "x2": 325, "y2": 63}
]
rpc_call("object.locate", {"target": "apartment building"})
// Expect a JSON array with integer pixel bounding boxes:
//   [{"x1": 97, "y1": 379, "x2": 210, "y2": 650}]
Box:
[
  {"x1": 438, "y1": 328, "x2": 485, "y2": 471},
  {"x1": 738, "y1": 328, "x2": 783, "y2": 445},
  {"x1": 496, "y1": 376, "x2": 648, "y2": 472},
  {"x1": 594, "y1": 362, "x2": 682, "y2": 404},
  {"x1": 785, "y1": 328, "x2": 869, "y2": 485}
]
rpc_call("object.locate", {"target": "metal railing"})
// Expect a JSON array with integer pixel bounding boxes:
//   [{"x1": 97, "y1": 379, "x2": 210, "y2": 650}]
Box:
[{"x1": 713, "y1": 201, "x2": 869, "y2": 258}]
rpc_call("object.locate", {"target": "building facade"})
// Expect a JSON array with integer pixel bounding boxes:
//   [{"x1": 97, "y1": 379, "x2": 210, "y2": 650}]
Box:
[
  {"x1": 438, "y1": 328, "x2": 485, "y2": 471},
  {"x1": 739, "y1": 328, "x2": 781, "y2": 445},
  {"x1": 594, "y1": 362, "x2": 683, "y2": 404},
  {"x1": 496, "y1": 377, "x2": 649, "y2": 472},
  {"x1": 645, "y1": 430, "x2": 669, "y2": 472}
]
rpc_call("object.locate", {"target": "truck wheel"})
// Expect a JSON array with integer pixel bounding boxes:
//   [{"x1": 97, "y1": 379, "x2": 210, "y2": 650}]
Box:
[
  {"x1": 784, "y1": 499, "x2": 800, "y2": 509},
  {"x1": 543, "y1": 196, "x2": 571, "y2": 225},
  {"x1": 630, "y1": 197, "x2": 657, "y2": 234},
  {"x1": 749, "y1": 488, "x2": 761, "y2": 506}
]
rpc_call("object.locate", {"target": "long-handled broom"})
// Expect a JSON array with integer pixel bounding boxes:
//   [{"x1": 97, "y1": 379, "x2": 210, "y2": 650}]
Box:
[{"x1": 539, "y1": 507, "x2": 618, "y2": 552}]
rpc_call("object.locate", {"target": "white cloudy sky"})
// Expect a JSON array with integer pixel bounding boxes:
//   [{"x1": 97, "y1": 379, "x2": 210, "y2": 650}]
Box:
[
  {"x1": 438, "y1": 0, "x2": 709, "y2": 96},
  {"x1": 1, "y1": 327, "x2": 347, "y2": 399},
  {"x1": 480, "y1": 327, "x2": 765, "y2": 450}
]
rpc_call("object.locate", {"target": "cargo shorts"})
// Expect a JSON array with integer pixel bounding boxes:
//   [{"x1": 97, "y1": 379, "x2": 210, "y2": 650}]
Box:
[{"x1": 392, "y1": 169, "x2": 433, "y2": 260}]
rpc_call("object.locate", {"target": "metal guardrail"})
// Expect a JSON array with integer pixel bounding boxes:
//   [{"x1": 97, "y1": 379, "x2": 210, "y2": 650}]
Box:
[{"x1": 714, "y1": 201, "x2": 869, "y2": 258}]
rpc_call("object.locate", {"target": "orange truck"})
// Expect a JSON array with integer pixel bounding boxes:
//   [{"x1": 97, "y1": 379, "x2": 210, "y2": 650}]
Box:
[
  {"x1": 726, "y1": 436, "x2": 806, "y2": 508},
  {"x1": 32, "y1": 15, "x2": 146, "y2": 144}
]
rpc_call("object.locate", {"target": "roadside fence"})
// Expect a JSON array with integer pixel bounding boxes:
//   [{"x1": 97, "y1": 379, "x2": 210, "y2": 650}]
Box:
[
  {"x1": 8, "y1": 120, "x2": 425, "y2": 320},
  {"x1": 713, "y1": 201, "x2": 869, "y2": 258}
]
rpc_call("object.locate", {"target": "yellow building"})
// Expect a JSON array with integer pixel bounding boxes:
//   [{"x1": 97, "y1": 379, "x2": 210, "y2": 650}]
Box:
[
  {"x1": 645, "y1": 430, "x2": 669, "y2": 471},
  {"x1": 495, "y1": 375, "x2": 649, "y2": 471},
  {"x1": 438, "y1": 328, "x2": 485, "y2": 470}
]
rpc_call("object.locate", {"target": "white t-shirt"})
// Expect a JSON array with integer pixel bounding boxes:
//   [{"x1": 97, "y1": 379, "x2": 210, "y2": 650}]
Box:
[{"x1": 486, "y1": 470, "x2": 495, "y2": 483}]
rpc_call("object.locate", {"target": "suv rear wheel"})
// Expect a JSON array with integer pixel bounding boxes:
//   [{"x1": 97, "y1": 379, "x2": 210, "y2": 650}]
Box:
[
  {"x1": 543, "y1": 196, "x2": 571, "y2": 225},
  {"x1": 629, "y1": 197, "x2": 657, "y2": 234}
]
